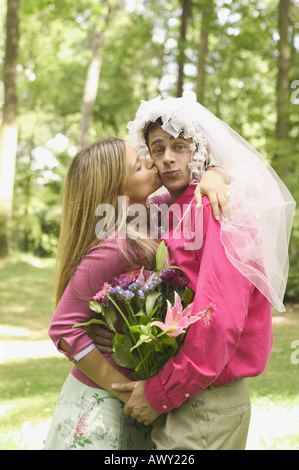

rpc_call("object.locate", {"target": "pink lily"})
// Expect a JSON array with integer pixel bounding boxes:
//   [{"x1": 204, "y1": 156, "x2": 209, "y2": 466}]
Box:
[{"x1": 151, "y1": 291, "x2": 203, "y2": 338}]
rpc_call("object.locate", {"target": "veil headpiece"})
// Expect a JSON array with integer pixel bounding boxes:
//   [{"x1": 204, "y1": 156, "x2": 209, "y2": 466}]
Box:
[{"x1": 128, "y1": 93, "x2": 296, "y2": 312}]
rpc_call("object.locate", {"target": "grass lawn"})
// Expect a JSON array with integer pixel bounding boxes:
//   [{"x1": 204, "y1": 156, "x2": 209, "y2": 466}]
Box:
[
  {"x1": 0, "y1": 357, "x2": 71, "y2": 450},
  {"x1": 0, "y1": 254, "x2": 298, "y2": 450},
  {"x1": 247, "y1": 308, "x2": 299, "y2": 450},
  {"x1": 0, "y1": 253, "x2": 56, "y2": 341}
]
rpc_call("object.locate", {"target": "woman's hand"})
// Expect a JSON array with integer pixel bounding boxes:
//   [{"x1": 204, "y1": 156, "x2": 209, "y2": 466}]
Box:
[
  {"x1": 85, "y1": 324, "x2": 114, "y2": 354},
  {"x1": 195, "y1": 167, "x2": 230, "y2": 221}
]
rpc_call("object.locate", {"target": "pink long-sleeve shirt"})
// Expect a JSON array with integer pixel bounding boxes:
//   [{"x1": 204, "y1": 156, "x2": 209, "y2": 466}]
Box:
[
  {"x1": 144, "y1": 185, "x2": 273, "y2": 413},
  {"x1": 49, "y1": 239, "x2": 138, "y2": 387}
]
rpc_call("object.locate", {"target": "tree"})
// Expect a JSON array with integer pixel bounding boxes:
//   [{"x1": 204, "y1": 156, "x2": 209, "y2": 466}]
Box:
[
  {"x1": 276, "y1": 0, "x2": 291, "y2": 141},
  {"x1": 80, "y1": 0, "x2": 110, "y2": 148},
  {"x1": 177, "y1": 0, "x2": 190, "y2": 97},
  {"x1": 195, "y1": 0, "x2": 214, "y2": 105},
  {"x1": 274, "y1": 0, "x2": 291, "y2": 176},
  {"x1": 0, "y1": 0, "x2": 19, "y2": 256}
]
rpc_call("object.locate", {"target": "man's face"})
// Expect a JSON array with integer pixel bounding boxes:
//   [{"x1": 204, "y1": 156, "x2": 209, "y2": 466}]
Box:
[{"x1": 148, "y1": 127, "x2": 192, "y2": 200}]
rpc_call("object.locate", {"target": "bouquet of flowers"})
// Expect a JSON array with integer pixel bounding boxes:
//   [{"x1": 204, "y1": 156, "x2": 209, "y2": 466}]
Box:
[{"x1": 74, "y1": 241, "x2": 215, "y2": 380}]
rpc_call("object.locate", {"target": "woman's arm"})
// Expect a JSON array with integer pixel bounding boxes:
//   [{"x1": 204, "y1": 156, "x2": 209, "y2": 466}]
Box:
[
  {"x1": 49, "y1": 239, "x2": 135, "y2": 399},
  {"x1": 59, "y1": 338, "x2": 131, "y2": 403},
  {"x1": 194, "y1": 167, "x2": 230, "y2": 221}
]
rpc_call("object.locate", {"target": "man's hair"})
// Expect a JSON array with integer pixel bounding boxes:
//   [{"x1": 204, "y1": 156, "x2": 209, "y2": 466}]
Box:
[{"x1": 143, "y1": 117, "x2": 163, "y2": 149}]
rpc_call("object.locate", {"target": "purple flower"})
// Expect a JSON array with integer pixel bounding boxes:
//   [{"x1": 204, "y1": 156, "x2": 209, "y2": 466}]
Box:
[
  {"x1": 168, "y1": 270, "x2": 188, "y2": 287},
  {"x1": 110, "y1": 274, "x2": 134, "y2": 289},
  {"x1": 160, "y1": 269, "x2": 188, "y2": 287},
  {"x1": 160, "y1": 269, "x2": 176, "y2": 281},
  {"x1": 101, "y1": 298, "x2": 109, "y2": 308}
]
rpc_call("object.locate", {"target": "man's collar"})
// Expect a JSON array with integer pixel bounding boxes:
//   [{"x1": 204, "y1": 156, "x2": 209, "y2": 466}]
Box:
[{"x1": 169, "y1": 185, "x2": 194, "y2": 207}]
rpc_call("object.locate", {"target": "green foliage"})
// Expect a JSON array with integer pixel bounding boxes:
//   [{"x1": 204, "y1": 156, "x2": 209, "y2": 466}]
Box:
[{"x1": 0, "y1": 0, "x2": 297, "y2": 297}]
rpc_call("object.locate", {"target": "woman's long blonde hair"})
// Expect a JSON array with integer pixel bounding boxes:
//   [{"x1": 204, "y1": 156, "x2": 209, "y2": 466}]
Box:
[{"x1": 55, "y1": 137, "x2": 159, "y2": 306}]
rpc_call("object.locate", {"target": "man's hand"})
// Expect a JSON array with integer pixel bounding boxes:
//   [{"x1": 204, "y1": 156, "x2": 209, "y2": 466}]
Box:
[
  {"x1": 85, "y1": 324, "x2": 114, "y2": 354},
  {"x1": 112, "y1": 381, "x2": 161, "y2": 426},
  {"x1": 195, "y1": 167, "x2": 230, "y2": 221}
]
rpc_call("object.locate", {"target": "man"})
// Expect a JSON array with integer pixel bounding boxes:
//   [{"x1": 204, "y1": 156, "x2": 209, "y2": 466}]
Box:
[{"x1": 109, "y1": 97, "x2": 274, "y2": 450}]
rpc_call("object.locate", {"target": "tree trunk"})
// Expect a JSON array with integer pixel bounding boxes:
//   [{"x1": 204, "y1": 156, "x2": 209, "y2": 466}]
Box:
[
  {"x1": 276, "y1": 0, "x2": 290, "y2": 140},
  {"x1": 274, "y1": 0, "x2": 291, "y2": 174},
  {"x1": 195, "y1": 0, "x2": 214, "y2": 105},
  {"x1": 80, "y1": 0, "x2": 109, "y2": 149},
  {"x1": 0, "y1": 0, "x2": 19, "y2": 256},
  {"x1": 177, "y1": 0, "x2": 190, "y2": 97}
]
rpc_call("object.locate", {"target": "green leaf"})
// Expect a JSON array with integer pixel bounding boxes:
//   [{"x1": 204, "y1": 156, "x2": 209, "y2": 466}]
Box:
[
  {"x1": 166, "y1": 265, "x2": 185, "y2": 271},
  {"x1": 112, "y1": 334, "x2": 136, "y2": 369},
  {"x1": 154, "y1": 342, "x2": 163, "y2": 352},
  {"x1": 72, "y1": 318, "x2": 108, "y2": 329},
  {"x1": 138, "y1": 314, "x2": 150, "y2": 325},
  {"x1": 133, "y1": 309, "x2": 146, "y2": 318},
  {"x1": 183, "y1": 287, "x2": 194, "y2": 306},
  {"x1": 130, "y1": 313, "x2": 150, "y2": 332},
  {"x1": 156, "y1": 241, "x2": 167, "y2": 271},
  {"x1": 145, "y1": 292, "x2": 162, "y2": 317},
  {"x1": 130, "y1": 334, "x2": 152, "y2": 351},
  {"x1": 101, "y1": 302, "x2": 117, "y2": 332},
  {"x1": 158, "y1": 336, "x2": 179, "y2": 349},
  {"x1": 140, "y1": 324, "x2": 151, "y2": 335},
  {"x1": 89, "y1": 300, "x2": 105, "y2": 314},
  {"x1": 129, "y1": 325, "x2": 143, "y2": 333}
]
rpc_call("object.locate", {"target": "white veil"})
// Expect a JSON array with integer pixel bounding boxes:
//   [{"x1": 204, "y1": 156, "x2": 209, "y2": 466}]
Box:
[{"x1": 128, "y1": 93, "x2": 296, "y2": 312}]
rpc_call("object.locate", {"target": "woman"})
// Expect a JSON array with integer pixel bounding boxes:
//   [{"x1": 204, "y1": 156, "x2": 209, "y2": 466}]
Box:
[{"x1": 44, "y1": 137, "x2": 229, "y2": 450}]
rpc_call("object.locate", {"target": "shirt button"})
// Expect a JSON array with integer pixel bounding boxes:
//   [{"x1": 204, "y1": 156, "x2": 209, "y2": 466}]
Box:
[
  {"x1": 185, "y1": 393, "x2": 190, "y2": 398},
  {"x1": 162, "y1": 405, "x2": 168, "y2": 410}
]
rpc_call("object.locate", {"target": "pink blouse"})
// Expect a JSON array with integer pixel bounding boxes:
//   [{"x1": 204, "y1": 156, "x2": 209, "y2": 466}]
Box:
[
  {"x1": 48, "y1": 238, "x2": 137, "y2": 387},
  {"x1": 48, "y1": 193, "x2": 171, "y2": 388}
]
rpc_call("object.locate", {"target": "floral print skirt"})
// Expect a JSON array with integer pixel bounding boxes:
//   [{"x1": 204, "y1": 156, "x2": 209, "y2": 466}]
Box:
[{"x1": 44, "y1": 374, "x2": 152, "y2": 450}]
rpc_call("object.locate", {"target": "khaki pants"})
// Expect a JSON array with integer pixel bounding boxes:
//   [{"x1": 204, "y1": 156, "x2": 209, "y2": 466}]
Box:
[{"x1": 152, "y1": 378, "x2": 251, "y2": 450}]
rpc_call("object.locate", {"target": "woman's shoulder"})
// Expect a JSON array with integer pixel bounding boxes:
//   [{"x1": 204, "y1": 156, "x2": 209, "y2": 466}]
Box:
[
  {"x1": 84, "y1": 237, "x2": 134, "y2": 271},
  {"x1": 87, "y1": 236, "x2": 132, "y2": 257},
  {"x1": 71, "y1": 238, "x2": 133, "y2": 298}
]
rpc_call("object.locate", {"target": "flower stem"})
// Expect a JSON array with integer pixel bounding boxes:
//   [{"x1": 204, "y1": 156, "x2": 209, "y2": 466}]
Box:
[{"x1": 107, "y1": 294, "x2": 149, "y2": 376}]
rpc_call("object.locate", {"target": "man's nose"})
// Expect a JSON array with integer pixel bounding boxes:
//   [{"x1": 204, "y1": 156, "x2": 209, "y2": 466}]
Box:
[{"x1": 163, "y1": 148, "x2": 175, "y2": 165}]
